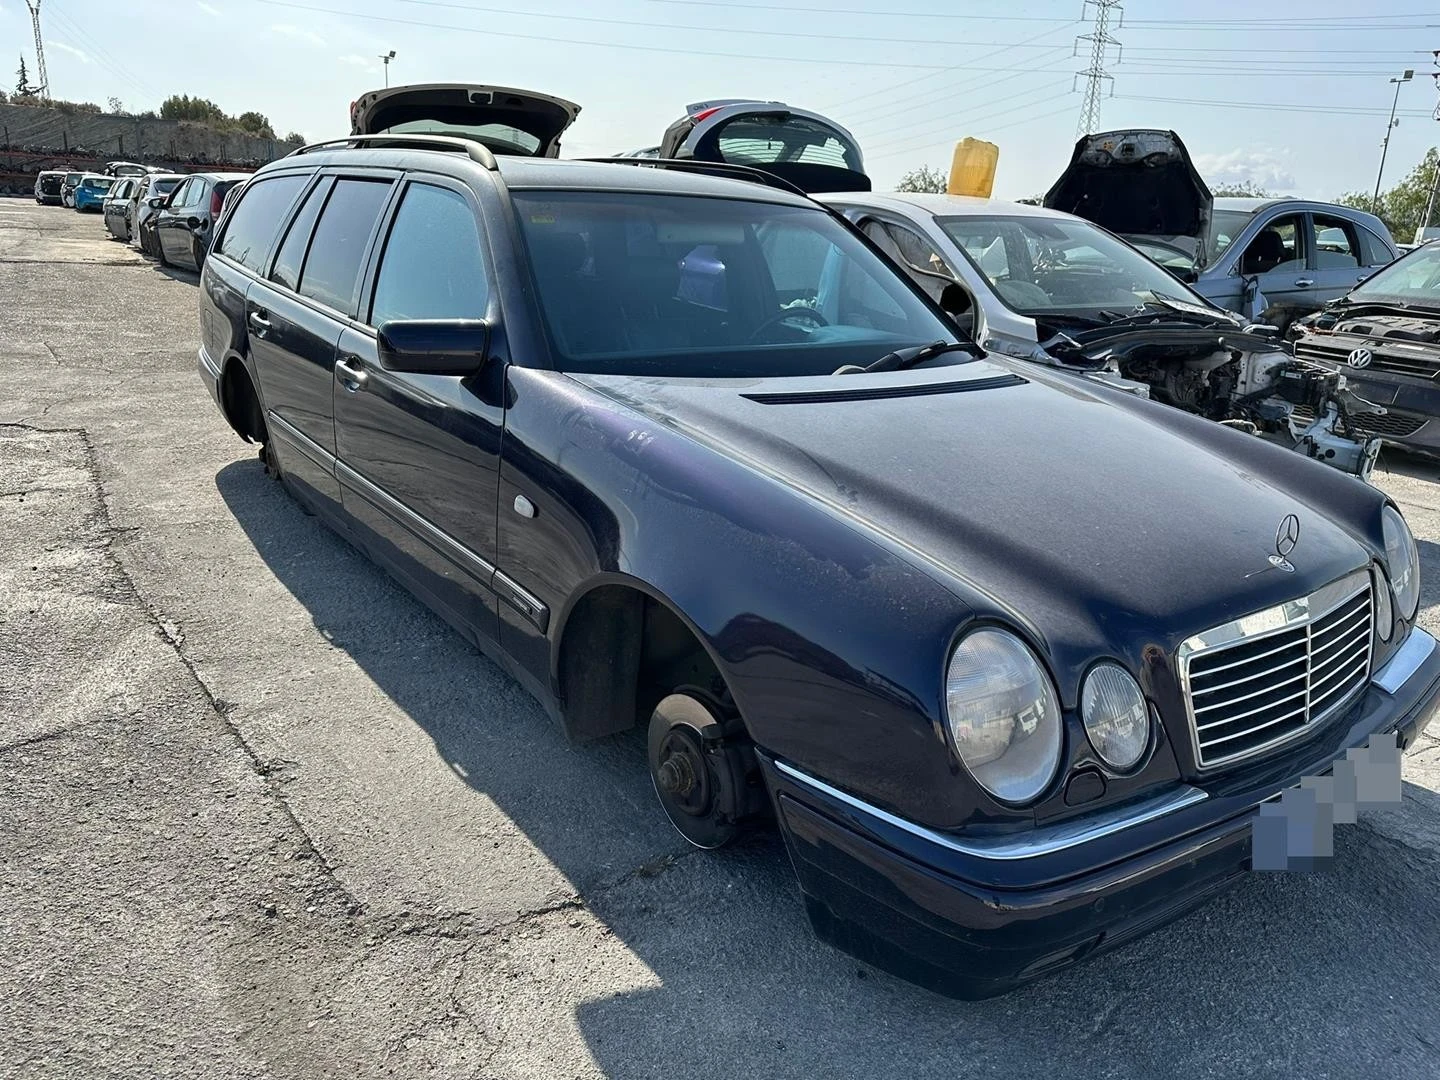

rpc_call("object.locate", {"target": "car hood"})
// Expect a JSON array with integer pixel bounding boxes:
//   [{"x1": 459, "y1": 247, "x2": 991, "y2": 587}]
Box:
[
  {"x1": 573, "y1": 361, "x2": 1375, "y2": 677},
  {"x1": 1044, "y1": 129, "x2": 1213, "y2": 269}
]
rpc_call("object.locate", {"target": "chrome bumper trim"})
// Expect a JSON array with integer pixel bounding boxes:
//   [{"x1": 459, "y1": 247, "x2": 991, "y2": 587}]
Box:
[
  {"x1": 772, "y1": 760, "x2": 1208, "y2": 862},
  {"x1": 1374, "y1": 628, "x2": 1436, "y2": 695}
]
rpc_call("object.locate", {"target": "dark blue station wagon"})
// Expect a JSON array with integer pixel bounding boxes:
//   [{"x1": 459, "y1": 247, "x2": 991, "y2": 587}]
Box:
[{"x1": 197, "y1": 127, "x2": 1440, "y2": 998}]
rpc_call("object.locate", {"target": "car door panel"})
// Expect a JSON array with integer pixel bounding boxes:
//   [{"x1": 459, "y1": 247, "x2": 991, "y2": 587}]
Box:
[
  {"x1": 332, "y1": 177, "x2": 503, "y2": 647},
  {"x1": 247, "y1": 282, "x2": 347, "y2": 518}
]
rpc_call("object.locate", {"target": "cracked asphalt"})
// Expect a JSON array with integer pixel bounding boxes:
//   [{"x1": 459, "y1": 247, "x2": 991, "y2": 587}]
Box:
[{"x1": 4, "y1": 198, "x2": 1440, "y2": 1079}]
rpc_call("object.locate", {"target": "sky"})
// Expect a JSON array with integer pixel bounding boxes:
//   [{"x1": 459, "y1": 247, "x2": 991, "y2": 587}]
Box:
[{"x1": 3, "y1": 0, "x2": 1438, "y2": 203}]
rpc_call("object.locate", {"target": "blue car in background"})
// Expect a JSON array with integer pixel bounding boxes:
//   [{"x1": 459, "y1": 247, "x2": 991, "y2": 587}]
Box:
[{"x1": 74, "y1": 174, "x2": 116, "y2": 213}]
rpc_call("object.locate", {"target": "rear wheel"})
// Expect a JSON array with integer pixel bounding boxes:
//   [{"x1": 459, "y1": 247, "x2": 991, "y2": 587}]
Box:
[{"x1": 647, "y1": 690, "x2": 765, "y2": 849}]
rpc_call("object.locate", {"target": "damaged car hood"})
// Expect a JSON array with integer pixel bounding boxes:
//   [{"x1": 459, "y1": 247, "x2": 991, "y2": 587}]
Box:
[
  {"x1": 1044, "y1": 129, "x2": 1213, "y2": 269},
  {"x1": 574, "y1": 361, "x2": 1375, "y2": 665}
]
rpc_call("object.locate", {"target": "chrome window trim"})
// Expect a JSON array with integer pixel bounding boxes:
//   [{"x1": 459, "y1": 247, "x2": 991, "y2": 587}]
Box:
[
  {"x1": 1177, "y1": 569, "x2": 1373, "y2": 771},
  {"x1": 772, "y1": 760, "x2": 1208, "y2": 861},
  {"x1": 1375, "y1": 627, "x2": 1436, "y2": 694}
]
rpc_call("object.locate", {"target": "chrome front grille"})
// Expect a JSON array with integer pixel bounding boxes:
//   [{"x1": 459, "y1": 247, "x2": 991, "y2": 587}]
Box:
[{"x1": 1179, "y1": 572, "x2": 1373, "y2": 769}]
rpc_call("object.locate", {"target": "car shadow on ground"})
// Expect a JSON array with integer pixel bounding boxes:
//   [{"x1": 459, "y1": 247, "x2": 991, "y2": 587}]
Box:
[
  {"x1": 214, "y1": 457, "x2": 1440, "y2": 1078},
  {"x1": 146, "y1": 261, "x2": 198, "y2": 284}
]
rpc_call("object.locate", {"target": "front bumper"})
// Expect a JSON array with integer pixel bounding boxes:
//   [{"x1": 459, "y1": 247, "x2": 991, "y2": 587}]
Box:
[
  {"x1": 1332, "y1": 369, "x2": 1440, "y2": 455},
  {"x1": 765, "y1": 629, "x2": 1440, "y2": 999}
]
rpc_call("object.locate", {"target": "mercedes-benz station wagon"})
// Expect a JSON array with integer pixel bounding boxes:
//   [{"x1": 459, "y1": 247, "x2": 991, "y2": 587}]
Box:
[{"x1": 196, "y1": 85, "x2": 1440, "y2": 998}]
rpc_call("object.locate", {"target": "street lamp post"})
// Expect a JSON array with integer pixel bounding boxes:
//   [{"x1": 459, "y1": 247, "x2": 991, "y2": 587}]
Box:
[
  {"x1": 379, "y1": 50, "x2": 396, "y2": 87},
  {"x1": 1372, "y1": 69, "x2": 1414, "y2": 212}
]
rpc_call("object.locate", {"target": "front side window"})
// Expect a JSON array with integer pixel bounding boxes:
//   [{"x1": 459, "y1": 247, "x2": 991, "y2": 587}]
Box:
[
  {"x1": 1239, "y1": 214, "x2": 1304, "y2": 275},
  {"x1": 936, "y1": 214, "x2": 1208, "y2": 316},
  {"x1": 514, "y1": 191, "x2": 953, "y2": 377},
  {"x1": 1207, "y1": 209, "x2": 1254, "y2": 263},
  {"x1": 215, "y1": 173, "x2": 309, "y2": 273},
  {"x1": 1350, "y1": 243, "x2": 1440, "y2": 306},
  {"x1": 296, "y1": 178, "x2": 393, "y2": 313},
  {"x1": 370, "y1": 184, "x2": 488, "y2": 326}
]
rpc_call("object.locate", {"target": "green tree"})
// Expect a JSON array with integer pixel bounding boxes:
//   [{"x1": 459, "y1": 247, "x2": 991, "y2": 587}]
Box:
[
  {"x1": 159, "y1": 94, "x2": 228, "y2": 125},
  {"x1": 235, "y1": 110, "x2": 277, "y2": 139},
  {"x1": 15, "y1": 55, "x2": 37, "y2": 98},
  {"x1": 1336, "y1": 147, "x2": 1440, "y2": 244},
  {"x1": 1210, "y1": 180, "x2": 1273, "y2": 198},
  {"x1": 896, "y1": 165, "x2": 948, "y2": 194},
  {"x1": 283, "y1": 130, "x2": 306, "y2": 144}
]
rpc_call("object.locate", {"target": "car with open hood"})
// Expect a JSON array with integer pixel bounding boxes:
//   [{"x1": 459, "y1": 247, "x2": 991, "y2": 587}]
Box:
[
  {"x1": 34, "y1": 169, "x2": 66, "y2": 205},
  {"x1": 1044, "y1": 130, "x2": 1398, "y2": 328},
  {"x1": 820, "y1": 190, "x2": 1383, "y2": 478},
  {"x1": 195, "y1": 132, "x2": 1438, "y2": 999},
  {"x1": 1291, "y1": 239, "x2": 1440, "y2": 456},
  {"x1": 620, "y1": 99, "x2": 870, "y2": 194},
  {"x1": 349, "y1": 82, "x2": 580, "y2": 157}
]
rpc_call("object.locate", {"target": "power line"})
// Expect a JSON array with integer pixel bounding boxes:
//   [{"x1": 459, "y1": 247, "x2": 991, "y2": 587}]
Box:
[
  {"x1": 1112, "y1": 92, "x2": 1435, "y2": 117},
  {"x1": 861, "y1": 79, "x2": 1074, "y2": 152},
  {"x1": 867, "y1": 103, "x2": 1076, "y2": 164},
  {"x1": 249, "y1": 0, "x2": 1082, "y2": 70},
  {"x1": 47, "y1": 1, "x2": 159, "y2": 98}
]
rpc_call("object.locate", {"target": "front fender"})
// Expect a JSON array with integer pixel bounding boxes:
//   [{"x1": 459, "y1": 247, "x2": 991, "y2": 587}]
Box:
[{"x1": 499, "y1": 367, "x2": 985, "y2": 828}]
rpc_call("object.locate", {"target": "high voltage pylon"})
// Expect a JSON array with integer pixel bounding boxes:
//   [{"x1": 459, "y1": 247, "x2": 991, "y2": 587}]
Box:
[
  {"x1": 25, "y1": 0, "x2": 50, "y2": 100},
  {"x1": 1074, "y1": 0, "x2": 1122, "y2": 137}
]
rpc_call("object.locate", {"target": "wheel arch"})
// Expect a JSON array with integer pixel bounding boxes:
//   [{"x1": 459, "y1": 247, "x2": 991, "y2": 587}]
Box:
[{"x1": 551, "y1": 572, "x2": 739, "y2": 744}]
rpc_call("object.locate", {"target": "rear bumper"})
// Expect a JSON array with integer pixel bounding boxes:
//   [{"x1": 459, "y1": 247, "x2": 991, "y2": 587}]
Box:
[
  {"x1": 198, "y1": 345, "x2": 222, "y2": 411},
  {"x1": 765, "y1": 629, "x2": 1440, "y2": 999}
]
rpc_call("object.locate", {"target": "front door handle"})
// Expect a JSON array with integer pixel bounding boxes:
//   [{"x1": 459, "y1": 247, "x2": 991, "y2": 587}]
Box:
[
  {"x1": 334, "y1": 356, "x2": 368, "y2": 391},
  {"x1": 1294, "y1": 278, "x2": 1315, "y2": 288}
]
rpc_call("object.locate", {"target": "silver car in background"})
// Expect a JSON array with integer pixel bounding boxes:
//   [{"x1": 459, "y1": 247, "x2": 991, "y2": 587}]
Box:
[
  {"x1": 102, "y1": 177, "x2": 141, "y2": 241},
  {"x1": 131, "y1": 173, "x2": 185, "y2": 255}
]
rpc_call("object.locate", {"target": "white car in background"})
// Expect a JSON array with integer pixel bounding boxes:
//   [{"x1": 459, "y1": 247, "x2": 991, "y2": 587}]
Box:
[{"x1": 818, "y1": 191, "x2": 1383, "y2": 477}]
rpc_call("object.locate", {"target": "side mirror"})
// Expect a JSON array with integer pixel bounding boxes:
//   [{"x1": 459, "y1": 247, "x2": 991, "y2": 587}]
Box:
[
  {"x1": 377, "y1": 319, "x2": 490, "y2": 376},
  {"x1": 148, "y1": 196, "x2": 166, "y2": 208}
]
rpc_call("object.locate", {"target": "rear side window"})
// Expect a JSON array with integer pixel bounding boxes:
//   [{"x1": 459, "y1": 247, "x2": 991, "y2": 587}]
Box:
[
  {"x1": 370, "y1": 184, "x2": 488, "y2": 326},
  {"x1": 270, "y1": 178, "x2": 333, "y2": 292},
  {"x1": 296, "y1": 179, "x2": 393, "y2": 313},
  {"x1": 216, "y1": 174, "x2": 308, "y2": 273}
]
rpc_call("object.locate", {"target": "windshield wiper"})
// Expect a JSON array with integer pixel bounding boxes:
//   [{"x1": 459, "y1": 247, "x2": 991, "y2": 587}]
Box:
[{"x1": 834, "y1": 339, "x2": 983, "y2": 375}]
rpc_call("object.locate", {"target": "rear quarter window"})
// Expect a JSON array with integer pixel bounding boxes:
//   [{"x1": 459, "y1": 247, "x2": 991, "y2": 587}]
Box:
[{"x1": 215, "y1": 174, "x2": 310, "y2": 274}]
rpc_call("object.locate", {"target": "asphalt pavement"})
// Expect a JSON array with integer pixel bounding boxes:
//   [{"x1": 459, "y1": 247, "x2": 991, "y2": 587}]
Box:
[{"x1": 3, "y1": 198, "x2": 1440, "y2": 1080}]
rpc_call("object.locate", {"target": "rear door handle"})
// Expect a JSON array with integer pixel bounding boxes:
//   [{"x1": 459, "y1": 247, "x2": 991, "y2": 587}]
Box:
[
  {"x1": 1294, "y1": 278, "x2": 1315, "y2": 288},
  {"x1": 247, "y1": 310, "x2": 270, "y2": 333},
  {"x1": 334, "y1": 356, "x2": 368, "y2": 391}
]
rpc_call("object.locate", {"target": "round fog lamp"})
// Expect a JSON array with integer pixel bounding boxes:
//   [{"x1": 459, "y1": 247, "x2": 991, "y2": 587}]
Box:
[{"x1": 1081, "y1": 664, "x2": 1150, "y2": 770}]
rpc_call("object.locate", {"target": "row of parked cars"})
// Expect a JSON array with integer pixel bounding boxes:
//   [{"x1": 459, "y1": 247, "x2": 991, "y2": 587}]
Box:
[
  {"x1": 34, "y1": 160, "x2": 250, "y2": 271},
  {"x1": 189, "y1": 82, "x2": 1437, "y2": 999}
]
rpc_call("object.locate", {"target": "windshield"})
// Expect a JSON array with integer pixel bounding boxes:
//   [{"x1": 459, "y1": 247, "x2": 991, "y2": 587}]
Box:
[
  {"x1": 1207, "y1": 208, "x2": 1254, "y2": 263},
  {"x1": 1349, "y1": 242, "x2": 1440, "y2": 306},
  {"x1": 699, "y1": 114, "x2": 862, "y2": 172},
  {"x1": 380, "y1": 118, "x2": 542, "y2": 155},
  {"x1": 65, "y1": 173, "x2": 82, "y2": 185},
  {"x1": 936, "y1": 214, "x2": 1209, "y2": 317},
  {"x1": 514, "y1": 191, "x2": 954, "y2": 377}
]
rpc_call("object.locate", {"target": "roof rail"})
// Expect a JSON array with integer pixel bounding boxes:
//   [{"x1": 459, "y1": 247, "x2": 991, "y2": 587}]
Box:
[
  {"x1": 579, "y1": 157, "x2": 811, "y2": 199},
  {"x1": 288, "y1": 133, "x2": 498, "y2": 170}
]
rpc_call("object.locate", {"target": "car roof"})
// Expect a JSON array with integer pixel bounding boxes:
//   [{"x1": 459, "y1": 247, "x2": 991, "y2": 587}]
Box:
[
  {"x1": 265, "y1": 147, "x2": 820, "y2": 208},
  {"x1": 816, "y1": 190, "x2": 1078, "y2": 220}
]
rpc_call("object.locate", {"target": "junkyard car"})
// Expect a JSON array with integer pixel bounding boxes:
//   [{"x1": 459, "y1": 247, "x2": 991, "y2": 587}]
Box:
[
  {"x1": 102, "y1": 177, "x2": 139, "y2": 240},
  {"x1": 34, "y1": 169, "x2": 66, "y2": 205},
  {"x1": 196, "y1": 101, "x2": 1439, "y2": 998},
  {"x1": 1045, "y1": 130, "x2": 1398, "y2": 328},
  {"x1": 821, "y1": 191, "x2": 1383, "y2": 478},
  {"x1": 622, "y1": 99, "x2": 871, "y2": 194},
  {"x1": 73, "y1": 174, "x2": 116, "y2": 212},
  {"x1": 132, "y1": 173, "x2": 185, "y2": 255},
  {"x1": 60, "y1": 170, "x2": 84, "y2": 208},
  {"x1": 151, "y1": 171, "x2": 248, "y2": 271},
  {"x1": 104, "y1": 160, "x2": 151, "y2": 178},
  {"x1": 1291, "y1": 239, "x2": 1440, "y2": 455}
]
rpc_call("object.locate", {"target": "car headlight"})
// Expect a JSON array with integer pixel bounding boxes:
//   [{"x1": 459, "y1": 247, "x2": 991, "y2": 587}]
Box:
[
  {"x1": 1080, "y1": 664, "x2": 1150, "y2": 770},
  {"x1": 1382, "y1": 505, "x2": 1420, "y2": 620},
  {"x1": 945, "y1": 629, "x2": 1063, "y2": 805}
]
